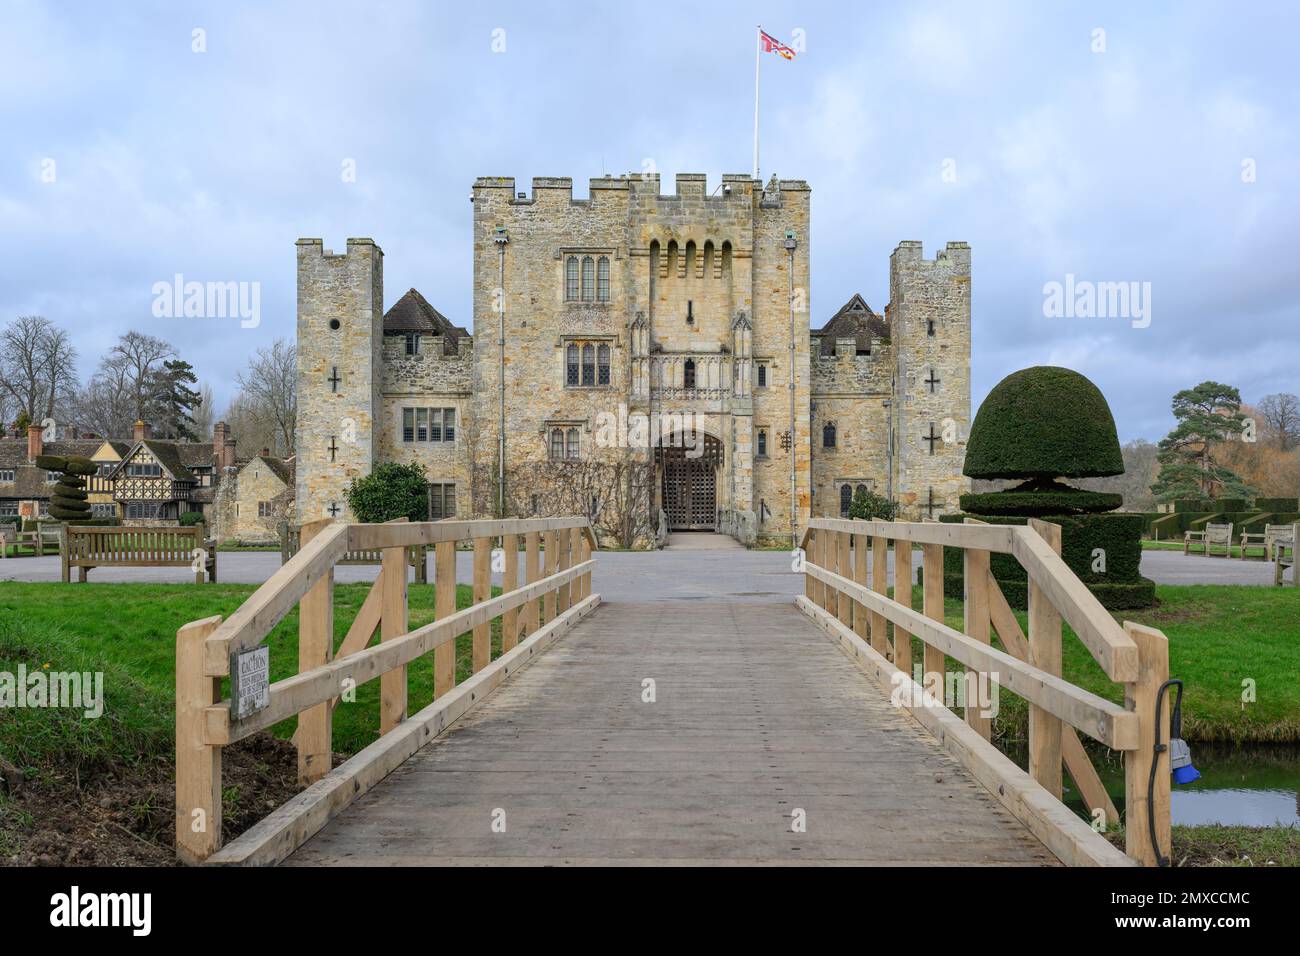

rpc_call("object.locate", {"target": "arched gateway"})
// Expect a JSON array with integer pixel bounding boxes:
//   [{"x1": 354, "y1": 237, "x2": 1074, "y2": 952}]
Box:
[{"x1": 657, "y1": 432, "x2": 724, "y2": 530}]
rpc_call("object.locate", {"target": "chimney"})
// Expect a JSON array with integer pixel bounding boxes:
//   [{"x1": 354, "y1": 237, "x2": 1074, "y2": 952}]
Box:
[
  {"x1": 213, "y1": 422, "x2": 228, "y2": 469},
  {"x1": 224, "y1": 437, "x2": 237, "y2": 470},
  {"x1": 134, "y1": 419, "x2": 150, "y2": 441},
  {"x1": 27, "y1": 424, "x2": 43, "y2": 462},
  {"x1": 260, "y1": 447, "x2": 270, "y2": 458}
]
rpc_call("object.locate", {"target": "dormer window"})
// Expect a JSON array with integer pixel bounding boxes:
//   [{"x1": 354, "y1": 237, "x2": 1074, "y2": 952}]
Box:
[{"x1": 405, "y1": 333, "x2": 421, "y2": 355}]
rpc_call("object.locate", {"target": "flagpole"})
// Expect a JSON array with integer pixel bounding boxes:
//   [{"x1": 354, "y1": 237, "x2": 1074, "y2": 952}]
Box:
[{"x1": 753, "y1": 25, "x2": 761, "y2": 180}]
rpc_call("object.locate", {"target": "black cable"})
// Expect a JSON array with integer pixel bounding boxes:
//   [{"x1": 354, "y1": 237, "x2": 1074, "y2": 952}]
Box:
[{"x1": 1148, "y1": 678, "x2": 1182, "y2": 867}]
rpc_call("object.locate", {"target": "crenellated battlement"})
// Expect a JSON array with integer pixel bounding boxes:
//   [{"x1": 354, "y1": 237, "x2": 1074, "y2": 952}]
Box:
[
  {"x1": 296, "y1": 237, "x2": 381, "y2": 260},
  {"x1": 471, "y1": 172, "x2": 814, "y2": 208}
]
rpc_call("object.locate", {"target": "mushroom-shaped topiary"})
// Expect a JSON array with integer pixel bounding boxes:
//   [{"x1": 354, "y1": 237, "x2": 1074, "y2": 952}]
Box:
[
  {"x1": 942, "y1": 365, "x2": 1154, "y2": 610},
  {"x1": 963, "y1": 366, "x2": 1124, "y2": 481}
]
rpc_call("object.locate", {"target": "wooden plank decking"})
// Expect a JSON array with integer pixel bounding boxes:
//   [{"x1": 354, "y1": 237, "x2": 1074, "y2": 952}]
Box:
[{"x1": 282, "y1": 600, "x2": 1056, "y2": 866}]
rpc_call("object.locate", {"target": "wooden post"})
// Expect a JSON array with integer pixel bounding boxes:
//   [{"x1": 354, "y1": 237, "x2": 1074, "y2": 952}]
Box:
[
  {"x1": 193, "y1": 523, "x2": 206, "y2": 584},
  {"x1": 822, "y1": 530, "x2": 837, "y2": 612},
  {"x1": 1124, "y1": 621, "x2": 1171, "y2": 866},
  {"x1": 557, "y1": 527, "x2": 573, "y2": 614},
  {"x1": 1027, "y1": 518, "x2": 1062, "y2": 793},
  {"x1": 380, "y1": 542, "x2": 408, "y2": 734},
  {"x1": 502, "y1": 532, "x2": 520, "y2": 652},
  {"x1": 893, "y1": 540, "x2": 913, "y2": 677},
  {"x1": 297, "y1": 519, "x2": 333, "y2": 783},
  {"x1": 433, "y1": 539, "x2": 457, "y2": 698},
  {"x1": 175, "y1": 614, "x2": 223, "y2": 864},
  {"x1": 542, "y1": 530, "x2": 558, "y2": 624},
  {"x1": 522, "y1": 531, "x2": 540, "y2": 640},
  {"x1": 922, "y1": 543, "x2": 945, "y2": 689},
  {"x1": 472, "y1": 536, "x2": 492, "y2": 673},
  {"x1": 837, "y1": 530, "x2": 853, "y2": 627},
  {"x1": 962, "y1": 536, "x2": 992, "y2": 741},
  {"x1": 853, "y1": 530, "x2": 870, "y2": 644},
  {"x1": 870, "y1": 535, "x2": 888, "y2": 657},
  {"x1": 60, "y1": 528, "x2": 70, "y2": 583},
  {"x1": 805, "y1": 529, "x2": 819, "y2": 606},
  {"x1": 576, "y1": 530, "x2": 590, "y2": 601}
]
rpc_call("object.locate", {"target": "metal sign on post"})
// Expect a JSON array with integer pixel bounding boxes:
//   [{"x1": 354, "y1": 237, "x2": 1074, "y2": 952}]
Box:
[{"x1": 230, "y1": 646, "x2": 270, "y2": 719}]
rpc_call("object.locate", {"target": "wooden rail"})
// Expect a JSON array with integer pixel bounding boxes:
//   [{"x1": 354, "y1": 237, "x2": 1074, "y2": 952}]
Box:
[
  {"x1": 798, "y1": 517, "x2": 1169, "y2": 867},
  {"x1": 280, "y1": 522, "x2": 429, "y2": 583},
  {"x1": 62, "y1": 523, "x2": 216, "y2": 583},
  {"x1": 175, "y1": 515, "x2": 598, "y2": 865}
]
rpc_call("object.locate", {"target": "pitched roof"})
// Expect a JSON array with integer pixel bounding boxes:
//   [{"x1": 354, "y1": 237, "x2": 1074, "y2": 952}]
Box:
[
  {"x1": 813, "y1": 293, "x2": 890, "y2": 356},
  {"x1": 260, "y1": 456, "x2": 293, "y2": 485},
  {"x1": 105, "y1": 440, "x2": 197, "y2": 482},
  {"x1": 383, "y1": 288, "x2": 468, "y2": 353},
  {"x1": 0, "y1": 438, "x2": 110, "y2": 468}
]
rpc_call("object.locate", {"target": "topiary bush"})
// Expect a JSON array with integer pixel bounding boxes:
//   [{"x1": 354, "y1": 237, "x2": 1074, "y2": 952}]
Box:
[
  {"x1": 179, "y1": 511, "x2": 204, "y2": 526},
  {"x1": 953, "y1": 365, "x2": 1154, "y2": 609},
  {"x1": 345, "y1": 462, "x2": 429, "y2": 523},
  {"x1": 962, "y1": 366, "x2": 1124, "y2": 480},
  {"x1": 35, "y1": 454, "x2": 96, "y2": 523},
  {"x1": 1255, "y1": 497, "x2": 1299, "y2": 513}
]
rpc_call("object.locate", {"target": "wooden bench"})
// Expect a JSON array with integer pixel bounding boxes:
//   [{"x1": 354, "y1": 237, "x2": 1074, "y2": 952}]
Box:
[
  {"x1": 1237, "y1": 523, "x2": 1292, "y2": 561},
  {"x1": 0, "y1": 524, "x2": 14, "y2": 557},
  {"x1": 62, "y1": 524, "x2": 217, "y2": 583},
  {"x1": 281, "y1": 522, "x2": 429, "y2": 583},
  {"x1": 1275, "y1": 524, "x2": 1297, "y2": 586},
  {"x1": 1184, "y1": 521, "x2": 1233, "y2": 557}
]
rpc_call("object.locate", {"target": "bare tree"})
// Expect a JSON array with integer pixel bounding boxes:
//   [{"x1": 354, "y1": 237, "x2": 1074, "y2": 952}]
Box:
[
  {"x1": 191, "y1": 381, "x2": 215, "y2": 440},
  {"x1": 0, "y1": 315, "x2": 78, "y2": 427},
  {"x1": 234, "y1": 339, "x2": 296, "y2": 456},
  {"x1": 220, "y1": 390, "x2": 281, "y2": 458},
  {"x1": 1258, "y1": 393, "x2": 1300, "y2": 451},
  {"x1": 108, "y1": 330, "x2": 174, "y2": 423}
]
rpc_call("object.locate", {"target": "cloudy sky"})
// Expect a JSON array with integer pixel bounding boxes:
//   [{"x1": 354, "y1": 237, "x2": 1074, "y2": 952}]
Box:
[{"x1": 2, "y1": 0, "x2": 1296, "y2": 441}]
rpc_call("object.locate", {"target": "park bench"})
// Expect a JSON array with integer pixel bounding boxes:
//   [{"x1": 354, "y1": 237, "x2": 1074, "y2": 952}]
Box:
[
  {"x1": 61, "y1": 524, "x2": 217, "y2": 583},
  {"x1": 1274, "y1": 524, "x2": 1297, "y2": 586},
  {"x1": 0, "y1": 524, "x2": 13, "y2": 557},
  {"x1": 1245, "y1": 523, "x2": 1295, "y2": 562},
  {"x1": 281, "y1": 521, "x2": 429, "y2": 583},
  {"x1": 1184, "y1": 521, "x2": 1233, "y2": 557}
]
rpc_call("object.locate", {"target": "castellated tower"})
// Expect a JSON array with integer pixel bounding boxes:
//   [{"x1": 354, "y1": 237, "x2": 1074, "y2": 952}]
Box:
[
  {"x1": 889, "y1": 241, "x2": 972, "y2": 519},
  {"x1": 294, "y1": 238, "x2": 384, "y2": 521}
]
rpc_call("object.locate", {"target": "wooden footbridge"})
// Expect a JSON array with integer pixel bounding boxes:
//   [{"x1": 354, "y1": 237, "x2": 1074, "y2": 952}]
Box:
[{"x1": 175, "y1": 516, "x2": 1171, "y2": 867}]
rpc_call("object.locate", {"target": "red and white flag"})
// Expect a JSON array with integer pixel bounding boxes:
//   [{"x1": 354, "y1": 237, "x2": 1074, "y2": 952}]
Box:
[{"x1": 759, "y1": 29, "x2": 796, "y2": 60}]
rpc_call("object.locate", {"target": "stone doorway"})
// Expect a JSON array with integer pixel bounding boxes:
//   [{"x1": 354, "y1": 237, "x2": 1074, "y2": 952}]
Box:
[{"x1": 658, "y1": 433, "x2": 723, "y2": 531}]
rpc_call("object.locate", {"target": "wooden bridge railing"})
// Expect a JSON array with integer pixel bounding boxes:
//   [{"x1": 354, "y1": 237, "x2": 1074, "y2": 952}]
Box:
[
  {"x1": 798, "y1": 517, "x2": 1170, "y2": 867},
  {"x1": 280, "y1": 521, "x2": 429, "y2": 583},
  {"x1": 175, "y1": 516, "x2": 598, "y2": 865}
]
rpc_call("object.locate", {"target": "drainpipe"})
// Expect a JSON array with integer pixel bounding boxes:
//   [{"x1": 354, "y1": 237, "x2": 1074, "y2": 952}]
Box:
[
  {"x1": 784, "y1": 231, "x2": 798, "y2": 549},
  {"x1": 493, "y1": 227, "x2": 509, "y2": 518}
]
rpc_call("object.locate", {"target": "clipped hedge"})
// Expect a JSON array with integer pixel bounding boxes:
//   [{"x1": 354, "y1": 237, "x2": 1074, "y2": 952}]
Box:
[
  {"x1": 1256, "y1": 498, "x2": 1300, "y2": 513},
  {"x1": 1215, "y1": 498, "x2": 1249, "y2": 513},
  {"x1": 939, "y1": 512, "x2": 1155, "y2": 610},
  {"x1": 179, "y1": 511, "x2": 205, "y2": 526},
  {"x1": 963, "y1": 367, "x2": 1124, "y2": 480},
  {"x1": 960, "y1": 489, "x2": 1123, "y2": 516},
  {"x1": 1174, "y1": 499, "x2": 1212, "y2": 513}
]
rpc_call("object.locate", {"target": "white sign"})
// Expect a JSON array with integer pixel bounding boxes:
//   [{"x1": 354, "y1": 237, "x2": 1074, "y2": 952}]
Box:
[{"x1": 231, "y1": 646, "x2": 270, "y2": 719}]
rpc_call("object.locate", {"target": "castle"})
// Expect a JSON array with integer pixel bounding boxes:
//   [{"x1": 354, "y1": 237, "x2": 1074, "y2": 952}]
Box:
[{"x1": 294, "y1": 173, "x2": 971, "y2": 546}]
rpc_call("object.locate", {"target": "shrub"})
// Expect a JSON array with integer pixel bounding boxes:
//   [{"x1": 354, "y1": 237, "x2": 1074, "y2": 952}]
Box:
[
  {"x1": 179, "y1": 511, "x2": 205, "y2": 526},
  {"x1": 848, "y1": 488, "x2": 897, "y2": 521},
  {"x1": 1256, "y1": 498, "x2": 1300, "y2": 513},
  {"x1": 960, "y1": 488, "x2": 1122, "y2": 516},
  {"x1": 963, "y1": 366, "x2": 1124, "y2": 480},
  {"x1": 346, "y1": 462, "x2": 429, "y2": 523}
]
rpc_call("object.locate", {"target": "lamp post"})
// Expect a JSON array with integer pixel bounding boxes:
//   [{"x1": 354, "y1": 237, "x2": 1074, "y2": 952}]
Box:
[{"x1": 784, "y1": 230, "x2": 797, "y2": 549}]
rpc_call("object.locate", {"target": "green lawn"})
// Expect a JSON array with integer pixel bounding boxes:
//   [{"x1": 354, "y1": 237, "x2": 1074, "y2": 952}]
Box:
[
  {"x1": 1141, "y1": 538, "x2": 1279, "y2": 561},
  {"x1": 896, "y1": 583, "x2": 1300, "y2": 744},
  {"x1": 0, "y1": 581, "x2": 507, "y2": 778}
]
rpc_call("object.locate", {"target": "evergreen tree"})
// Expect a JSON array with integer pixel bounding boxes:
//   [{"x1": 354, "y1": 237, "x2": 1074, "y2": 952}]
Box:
[
  {"x1": 152, "y1": 358, "x2": 203, "y2": 440},
  {"x1": 1151, "y1": 381, "x2": 1253, "y2": 501}
]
